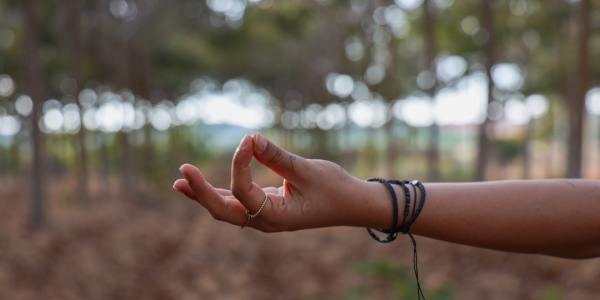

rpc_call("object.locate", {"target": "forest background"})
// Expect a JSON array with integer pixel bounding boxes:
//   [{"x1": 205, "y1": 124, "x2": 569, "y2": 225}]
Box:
[{"x1": 1, "y1": 0, "x2": 600, "y2": 299}]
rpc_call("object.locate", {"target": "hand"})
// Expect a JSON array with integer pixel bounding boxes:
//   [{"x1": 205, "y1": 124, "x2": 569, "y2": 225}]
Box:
[{"x1": 173, "y1": 133, "x2": 390, "y2": 232}]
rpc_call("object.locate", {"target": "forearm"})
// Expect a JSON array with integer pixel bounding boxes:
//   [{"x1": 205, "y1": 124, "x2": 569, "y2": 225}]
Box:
[{"x1": 361, "y1": 179, "x2": 600, "y2": 258}]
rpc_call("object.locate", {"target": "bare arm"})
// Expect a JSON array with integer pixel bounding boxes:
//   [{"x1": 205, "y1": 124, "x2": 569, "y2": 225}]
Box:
[
  {"x1": 173, "y1": 134, "x2": 600, "y2": 259},
  {"x1": 363, "y1": 179, "x2": 600, "y2": 259}
]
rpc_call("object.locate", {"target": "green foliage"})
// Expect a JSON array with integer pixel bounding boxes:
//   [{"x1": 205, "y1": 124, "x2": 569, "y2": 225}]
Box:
[
  {"x1": 494, "y1": 137, "x2": 523, "y2": 165},
  {"x1": 441, "y1": 166, "x2": 473, "y2": 182},
  {"x1": 346, "y1": 259, "x2": 455, "y2": 300},
  {"x1": 542, "y1": 286, "x2": 564, "y2": 300}
]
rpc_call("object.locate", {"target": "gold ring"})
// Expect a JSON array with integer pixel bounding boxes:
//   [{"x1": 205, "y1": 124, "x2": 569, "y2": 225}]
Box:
[{"x1": 241, "y1": 195, "x2": 269, "y2": 228}]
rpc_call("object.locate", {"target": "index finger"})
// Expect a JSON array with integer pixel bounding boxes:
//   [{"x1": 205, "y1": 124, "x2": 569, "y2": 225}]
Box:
[{"x1": 231, "y1": 135, "x2": 267, "y2": 214}]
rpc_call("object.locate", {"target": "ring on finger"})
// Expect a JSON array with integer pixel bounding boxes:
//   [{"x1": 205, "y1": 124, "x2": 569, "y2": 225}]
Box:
[{"x1": 241, "y1": 194, "x2": 269, "y2": 228}]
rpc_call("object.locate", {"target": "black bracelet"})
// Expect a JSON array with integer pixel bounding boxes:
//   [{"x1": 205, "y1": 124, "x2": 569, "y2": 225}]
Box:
[
  {"x1": 366, "y1": 178, "x2": 427, "y2": 237},
  {"x1": 406, "y1": 180, "x2": 426, "y2": 234},
  {"x1": 387, "y1": 179, "x2": 411, "y2": 233},
  {"x1": 366, "y1": 177, "x2": 399, "y2": 243},
  {"x1": 365, "y1": 177, "x2": 427, "y2": 300}
]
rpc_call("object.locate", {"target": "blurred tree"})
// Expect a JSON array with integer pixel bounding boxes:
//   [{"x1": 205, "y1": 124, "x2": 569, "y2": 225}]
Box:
[
  {"x1": 422, "y1": 0, "x2": 440, "y2": 181},
  {"x1": 1, "y1": 0, "x2": 599, "y2": 216},
  {"x1": 384, "y1": 38, "x2": 401, "y2": 179},
  {"x1": 60, "y1": 0, "x2": 89, "y2": 203},
  {"x1": 22, "y1": 0, "x2": 48, "y2": 230},
  {"x1": 566, "y1": 0, "x2": 591, "y2": 178},
  {"x1": 475, "y1": 0, "x2": 496, "y2": 181}
]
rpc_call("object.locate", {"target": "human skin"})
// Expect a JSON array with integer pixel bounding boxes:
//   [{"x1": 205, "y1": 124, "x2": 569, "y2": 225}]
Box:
[{"x1": 173, "y1": 133, "x2": 600, "y2": 259}]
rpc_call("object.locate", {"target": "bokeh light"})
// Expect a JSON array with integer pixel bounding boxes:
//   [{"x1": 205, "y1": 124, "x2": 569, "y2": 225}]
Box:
[
  {"x1": 394, "y1": 94, "x2": 434, "y2": 127},
  {"x1": 460, "y1": 16, "x2": 480, "y2": 36},
  {"x1": 0, "y1": 74, "x2": 15, "y2": 97},
  {"x1": 492, "y1": 63, "x2": 524, "y2": 91},
  {"x1": 394, "y1": 0, "x2": 423, "y2": 10},
  {"x1": 587, "y1": 87, "x2": 600, "y2": 116},
  {"x1": 15, "y1": 95, "x2": 33, "y2": 117},
  {"x1": 43, "y1": 108, "x2": 64, "y2": 132},
  {"x1": 437, "y1": 55, "x2": 468, "y2": 83},
  {"x1": 504, "y1": 96, "x2": 530, "y2": 126},
  {"x1": 0, "y1": 115, "x2": 20, "y2": 136},
  {"x1": 525, "y1": 94, "x2": 549, "y2": 119}
]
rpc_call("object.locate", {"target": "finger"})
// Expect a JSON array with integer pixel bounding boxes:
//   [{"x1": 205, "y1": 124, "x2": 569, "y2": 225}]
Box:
[
  {"x1": 215, "y1": 188, "x2": 233, "y2": 196},
  {"x1": 179, "y1": 164, "x2": 246, "y2": 224},
  {"x1": 262, "y1": 186, "x2": 280, "y2": 195},
  {"x1": 231, "y1": 135, "x2": 267, "y2": 213},
  {"x1": 252, "y1": 133, "x2": 308, "y2": 182},
  {"x1": 174, "y1": 179, "x2": 232, "y2": 199},
  {"x1": 173, "y1": 178, "x2": 196, "y2": 200},
  {"x1": 175, "y1": 178, "x2": 275, "y2": 230}
]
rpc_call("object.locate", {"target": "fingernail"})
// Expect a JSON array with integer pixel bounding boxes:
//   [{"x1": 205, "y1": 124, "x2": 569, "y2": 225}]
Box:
[
  {"x1": 179, "y1": 164, "x2": 194, "y2": 174},
  {"x1": 253, "y1": 133, "x2": 267, "y2": 153}
]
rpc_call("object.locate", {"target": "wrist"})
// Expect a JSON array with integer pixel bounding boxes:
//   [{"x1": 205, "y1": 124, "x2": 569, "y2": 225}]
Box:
[{"x1": 353, "y1": 179, "x2": 400, "y2": 229}]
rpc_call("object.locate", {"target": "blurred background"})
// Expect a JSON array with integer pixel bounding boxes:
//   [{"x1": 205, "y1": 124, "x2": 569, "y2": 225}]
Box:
[{"x1": 1, "y1": 0, "x2": 600, "y2": 299}]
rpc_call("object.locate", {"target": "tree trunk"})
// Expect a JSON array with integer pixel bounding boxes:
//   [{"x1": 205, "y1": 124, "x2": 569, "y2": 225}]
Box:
[
  {"x1": 422, "y1": 0, "x2": 440, "y2": 181},
  {"x1": 117, "y1": 27, "x2": 134, "y2": 197},
  {"x1": 99, "y1": 134, "x2": 111, "y2": 195},
  {"x1": 90, "y1": 0, "x2": 111, "y2": 193},
  {"x1": 565, "y1": 0, "x2": 590, "y2": 178},
  {"x1": 118, "y1": 131, "x2": 133, "y2": 197},
  {"x1": 22, "y1": 0, "x2": 47, "y2": 230},
  {"x1": 385, "y1": 117, "x2": 398, "y2": 178},
  {"x1": 597, "y1": 117, "x2": 600, "y2": 178},
  {"x1": 475, "y1": 0, "x2": 496, "y2": 181},
  {"x1": 130, "y1": 41, "x2": 155, "y2": 183},
  {"x1": 62, "y1": 0, "x2": 89, "y2": 203},
  {"x1": 12, "y1": 141, "x2": 21, "y2": 185},
  {"x1": 523, "y1": 120, "x2": 534, "y2": 179},
  {"x1": 520, "y1": 41, "x2": 532, "y2": 179},
  {"x1": 143, "y1": 124, "x2": 154, "y2": 179},
  {"x1": 384, "y1": 36, "x2": 401, "y2": 179}
]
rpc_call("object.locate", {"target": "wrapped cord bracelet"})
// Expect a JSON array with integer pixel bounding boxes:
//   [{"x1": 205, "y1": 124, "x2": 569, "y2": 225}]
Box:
[{"x1": 366, "y1": 177, "x2": 427, "y2": 300}]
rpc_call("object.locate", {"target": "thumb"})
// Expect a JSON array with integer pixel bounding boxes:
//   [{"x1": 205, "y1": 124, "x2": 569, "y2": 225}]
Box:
[{"x1": 252, "y1": 133, "x2": 308, "y2": 182}]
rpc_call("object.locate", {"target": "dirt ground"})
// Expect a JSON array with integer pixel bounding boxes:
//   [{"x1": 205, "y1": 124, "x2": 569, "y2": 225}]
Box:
[{"x1": 1, "y1": 178, "x2": 599, "y2": 300}]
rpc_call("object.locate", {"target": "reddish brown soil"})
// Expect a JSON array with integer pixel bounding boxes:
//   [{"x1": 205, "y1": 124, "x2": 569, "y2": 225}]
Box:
[{"x1": 0, "y1": 178, "x2": 598, "y2": 300}]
